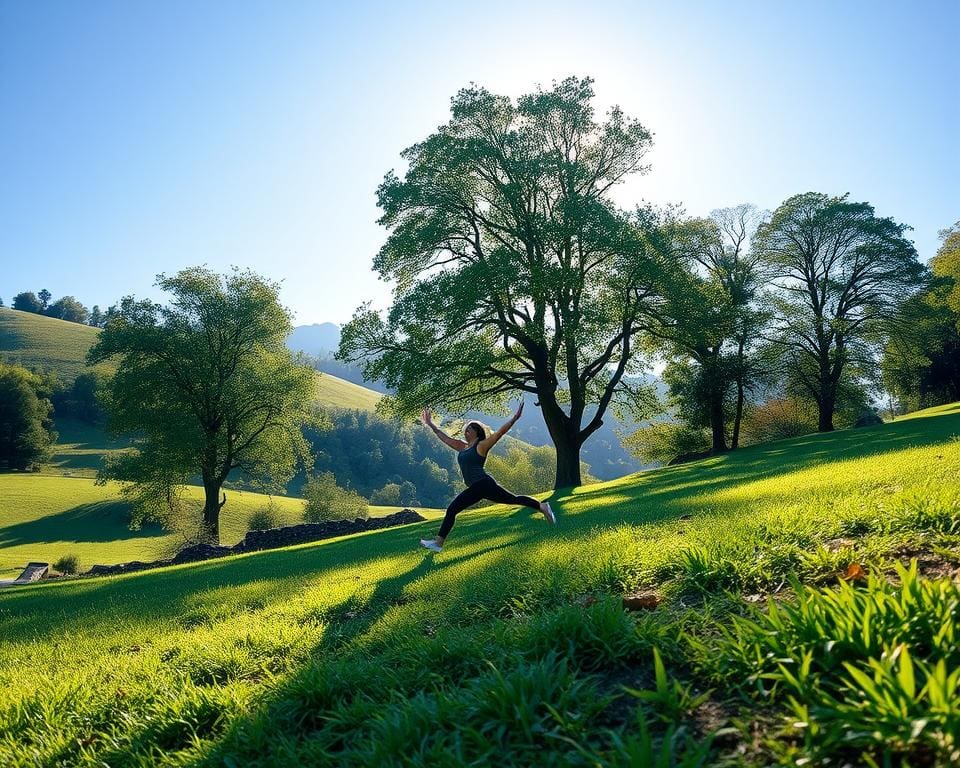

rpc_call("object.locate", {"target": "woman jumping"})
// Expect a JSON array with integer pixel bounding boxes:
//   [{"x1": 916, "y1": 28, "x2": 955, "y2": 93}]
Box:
[{"x1": 419, "y1": 402, "x2": 556, "y2": 553}]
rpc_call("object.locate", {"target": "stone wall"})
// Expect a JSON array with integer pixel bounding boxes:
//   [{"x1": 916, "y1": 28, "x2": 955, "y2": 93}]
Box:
[{"x1": 87, "y1": 509, "x2": 426, "y2": 577}]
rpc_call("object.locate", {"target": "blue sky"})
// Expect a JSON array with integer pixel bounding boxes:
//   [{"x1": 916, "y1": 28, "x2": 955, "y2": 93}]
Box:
[{"x1": 2, "y1": 0, "x2": 958, "y2": 326}]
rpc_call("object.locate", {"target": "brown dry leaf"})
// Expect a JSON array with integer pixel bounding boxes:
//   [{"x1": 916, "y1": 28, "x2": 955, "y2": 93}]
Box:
[
  {"x1": 622, "y1": 591, "x2": 661, "y2": 611},
  {"x1": 843, "y1": 562, "x2": 867, "y2": 582}
]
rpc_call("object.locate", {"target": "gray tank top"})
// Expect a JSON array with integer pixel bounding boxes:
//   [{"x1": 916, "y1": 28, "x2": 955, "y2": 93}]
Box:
[{"x1": 457, "y1": 442, "x2": 489, "y2": 486}]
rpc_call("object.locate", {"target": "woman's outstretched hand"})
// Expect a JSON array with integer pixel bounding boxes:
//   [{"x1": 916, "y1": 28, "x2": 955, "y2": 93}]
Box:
[
  {"x1": 420, "y1": 407, "x2": 434, "y2": 428},
  {"x1": 511, "y1": 401, "x2": 524, "y2": 423}
]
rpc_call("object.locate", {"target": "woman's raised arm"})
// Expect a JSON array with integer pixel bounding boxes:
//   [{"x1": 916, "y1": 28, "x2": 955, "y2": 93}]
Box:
[
  {"x1": 421, "y1": 408, "x2": 467, "y2": 451},
  {"x1": 477, "y1": 401, "x2": 524, "y2": 457}
]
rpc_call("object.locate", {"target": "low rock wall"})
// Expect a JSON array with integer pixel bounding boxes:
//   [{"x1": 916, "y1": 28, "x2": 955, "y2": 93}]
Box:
[{"x1": 87, "y1": 509, "x2": 426, "y2": 577}]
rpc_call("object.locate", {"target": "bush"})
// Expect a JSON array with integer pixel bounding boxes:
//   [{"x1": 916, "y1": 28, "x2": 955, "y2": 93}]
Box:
[
  {"x1": 739, "y1": 398, "x2": 817, "y2": 445},
  {"x1": 53, "y1": 554, "x2": 79, "y2": 575},
  {"x1": 303, "y1": 472, "x2": 369, "y2": 522},
  {"x1": 248, "y1": 502, "x2": 281, "y2": 531},
  {"x1": 623, "y1": 421, "x2": 711, "y2": 465}
]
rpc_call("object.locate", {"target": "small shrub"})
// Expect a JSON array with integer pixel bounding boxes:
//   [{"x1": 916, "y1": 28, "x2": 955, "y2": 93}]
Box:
[
  {"x1": 623, "y1": 422, "x2": 711, "y2": 465},
  {"x1": 303, "y1": 472, "x2": 369, "y2": 523},
  {"x1": 739, "y1": 398, "x2": 818, "y2": 445},
  {"x1": 53, "y1": 554, "x2": 79, "y2": 575},
  {"x1": 248, "y1": 502, "x2": 281, "y2": 531}
]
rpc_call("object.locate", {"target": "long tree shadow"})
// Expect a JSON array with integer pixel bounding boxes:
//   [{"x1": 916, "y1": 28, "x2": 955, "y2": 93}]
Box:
[{"x1": 0, "y1": 501, "x2": 165, "y2": 546}]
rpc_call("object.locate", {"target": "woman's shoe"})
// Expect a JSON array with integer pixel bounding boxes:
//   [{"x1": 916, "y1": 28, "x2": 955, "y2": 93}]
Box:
[
  {"x1": 542, "y1": 502, "x2": 556, "y2": 524},
  {"x1": 420, "y1": 538, "x2": 443, "y2": 553}
]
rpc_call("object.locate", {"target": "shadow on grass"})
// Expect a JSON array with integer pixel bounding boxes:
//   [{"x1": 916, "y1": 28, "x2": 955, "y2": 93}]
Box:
[
  {"x1": 552, "y1": 409, "x2": 960, "y2": 526},
  {"x1": 0, "y1": 510, "x2": 537, "y2": 642},
  {"x1": 0, "y1": 501, "x2": 164, "y2": 547}
]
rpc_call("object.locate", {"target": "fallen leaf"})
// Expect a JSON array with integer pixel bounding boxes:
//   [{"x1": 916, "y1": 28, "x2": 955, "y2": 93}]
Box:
[
  {"x1": 622, "y1": 591, "x2": 661, "y2": 611},
  {"x1": 842, "y1": 563, "x2": 867, "y2": 582}
]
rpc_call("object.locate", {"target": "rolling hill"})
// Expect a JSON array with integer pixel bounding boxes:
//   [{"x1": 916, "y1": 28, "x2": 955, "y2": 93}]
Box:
[{"x1": 0, "y1": 403, "x2": 958, "y2": 765}]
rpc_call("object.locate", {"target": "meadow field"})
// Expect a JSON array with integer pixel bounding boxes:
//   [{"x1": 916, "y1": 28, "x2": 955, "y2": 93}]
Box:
[
  {"x1": 0, "y1": 308, "x2": 104, "y2": 382},
  {"x1": 1, "y1": 403, "x2": 958, "y2": 766},
  {"x1": 0, "y1": 474, "x2": 440, "y2": 581}
]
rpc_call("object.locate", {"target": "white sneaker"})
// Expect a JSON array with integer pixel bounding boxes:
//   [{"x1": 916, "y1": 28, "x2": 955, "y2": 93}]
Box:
[
  {"x1": 420, "y1": 538, "x2": 443, "y2": 553},
  {"x1": 542, "y1": 502, "x2": 556, "y2": 524}
]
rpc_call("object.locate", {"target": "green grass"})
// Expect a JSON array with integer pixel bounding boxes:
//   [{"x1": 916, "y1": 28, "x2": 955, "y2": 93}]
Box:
[
  {"x1": 313, "y1": 370, "x2": 382, "y2": 411},
  {"x1": 0, "y1": 308, "x2": 105, "y2": 382},
  {"x1": 0, "y1": 475, "x2": 441, "y2": 580},
  {"x1": 0, "y1": 403, "x2": 959, "y2": 766}
]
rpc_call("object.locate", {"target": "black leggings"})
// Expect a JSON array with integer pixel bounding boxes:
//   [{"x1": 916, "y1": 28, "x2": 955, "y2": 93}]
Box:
[{"x1": 438, "y1": 475, "x2": 541, "y2": 539}]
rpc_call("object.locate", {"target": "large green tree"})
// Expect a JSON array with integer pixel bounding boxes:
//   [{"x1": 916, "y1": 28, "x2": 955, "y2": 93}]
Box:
[
  {"x1": 642, "y1": 206, "x2": 771, "y2": 453},
  {"x1": 339, "y1": 77, "x2": 660, "y2": 488},
  {"x1": 754, "y1": 193, "x2": 922, "y2": 431},
  {"x1": 0, "y1": 362, "x2": 56, "y2": 470},
  {"x1": 89, "y1": 268, "x2": 316, "y2": 542}
]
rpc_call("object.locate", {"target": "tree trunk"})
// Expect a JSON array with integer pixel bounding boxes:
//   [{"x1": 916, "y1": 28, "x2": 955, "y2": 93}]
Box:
[
  {"x1": 708, "y1": 380, "x2": 728, "y2": 453},
  {"x1": 732, "y1": 378, "x2": 745, "y2": 450},
  {"x1": 539, "y1": 399, "x2": 583, "y2": 489},
  {"x1": 553, "y1": 431, "x2": 582, "y2": 489},
  {"x1": 818, "y1": 395, "x2": 836, "y2": 432},
  {"x1": 202, "y1": 479, "x2": 225, "y2": 543}
]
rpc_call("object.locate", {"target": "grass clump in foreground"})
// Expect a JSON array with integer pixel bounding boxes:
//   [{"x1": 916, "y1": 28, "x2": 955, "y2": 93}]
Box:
[{"x1": 0, "y1": 403, "x2": 959, "y2": 766}]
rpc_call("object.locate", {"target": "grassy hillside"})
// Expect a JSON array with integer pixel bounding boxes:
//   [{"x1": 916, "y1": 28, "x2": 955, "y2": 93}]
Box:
[
  {"x1": 1, "y1": 404, "x2": 958, "y2": 765},
  {"x1": 313, "y1": 369, "x2": 382, "y2": 411},
  {"x1": 0, "y1": 475, "x2": 441, "y2": 580},
  {"x1": 0, "y1": 307, "x2": 103, "y2": 381},
  {"x1": 0, "y1": 306, "x2": 382, "y2": 410}
]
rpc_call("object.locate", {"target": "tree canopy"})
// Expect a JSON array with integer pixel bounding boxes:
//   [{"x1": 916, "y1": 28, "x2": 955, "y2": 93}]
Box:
[
  {"x1": 754, "y1": 193, "x2": 922, "y2": 431},
  {"x1": 0, "y1": 362, "x2": 56, "y2": 470},
  {"x1": 88, "y1": 267, "x2": 317, "y2": 542},
  {"x1": 339, "y1": 77, "x2": 660, "y2": 487}
]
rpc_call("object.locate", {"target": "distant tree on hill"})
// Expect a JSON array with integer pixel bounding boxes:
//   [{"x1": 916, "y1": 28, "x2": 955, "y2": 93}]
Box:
[
  {"x1": 339, "y1": 77, "x2": 662, "y2": 489},
  {"x1": 38, "y1": 289, "x2": 51, "y2": 311},
  {"x1": 754, "y1": 193, "x2": 923, "y2": 431},
  {"x1": 51, "y1": 371, "x2": 107, "y2": 424},
  {"x1": 12, "y1": 292, "x2": 42, "y2": 313},
  {"x1": 89, "y1": 305, "x2": 104, "y2": 328},
  {"x1": 88, "y1": 267, "x2": 318, "y2": 543},
  {"x1": 0, "y1": 362, "x2": 56, "y2": 470},
  {"x1": 45, "y1": 296, "x2": 89, "y2": 324}
]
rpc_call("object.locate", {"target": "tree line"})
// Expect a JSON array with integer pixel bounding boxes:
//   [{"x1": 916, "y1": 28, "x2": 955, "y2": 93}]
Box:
[
  {"x1": 337, "y1": 76, "x2": 944, "y2": 486},
  {"x1": 3, "y1": 288, "x2": 128, "y2": 327}
]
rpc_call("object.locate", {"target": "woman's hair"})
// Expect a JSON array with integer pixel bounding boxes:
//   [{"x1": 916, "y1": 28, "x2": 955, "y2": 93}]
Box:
[{"x1": 465, "y1": 421, "x2": 487, "y2": 440}]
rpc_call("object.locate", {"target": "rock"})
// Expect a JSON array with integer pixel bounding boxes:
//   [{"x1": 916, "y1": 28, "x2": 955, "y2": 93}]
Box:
[
  {"x1": 622, "y1": 591, "x2": 662, "y2": 611},
  {"x1": 171, "y1": 544, "x2": 233, "y2": 564},
  {"x1": 853, "y1": 409, "x2": 884, "y2": 427}
]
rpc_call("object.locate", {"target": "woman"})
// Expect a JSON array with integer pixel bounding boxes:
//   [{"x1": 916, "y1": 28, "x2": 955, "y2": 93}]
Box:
[{"x1": 419, "y1": 402, "x2": 555, "y2": 552}]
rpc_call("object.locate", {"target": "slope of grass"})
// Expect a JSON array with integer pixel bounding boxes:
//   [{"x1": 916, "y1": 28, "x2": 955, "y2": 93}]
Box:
[
  {"x1": 1, "y1": 403, "x2": 959, "y2": 766},
  {"x1": 313, "y1": 370, "x2": 382, "y2": 411},
  {"x1": 0, "y1": 307, "x2": 103, "y2": 382},
  {"x1": 0, "y1": 475, "x2": 441, "y2": 580}
]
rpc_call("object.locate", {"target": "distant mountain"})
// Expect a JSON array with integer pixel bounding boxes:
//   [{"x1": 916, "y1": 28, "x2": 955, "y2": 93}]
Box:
[{"x1": 287, "y1": 323, "x2": 341, "y2": 356}]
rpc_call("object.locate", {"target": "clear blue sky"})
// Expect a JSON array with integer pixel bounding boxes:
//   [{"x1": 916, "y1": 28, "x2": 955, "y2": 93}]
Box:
[{"x1": 2, "y1": 0, "x2": 957, "y2": 326}]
